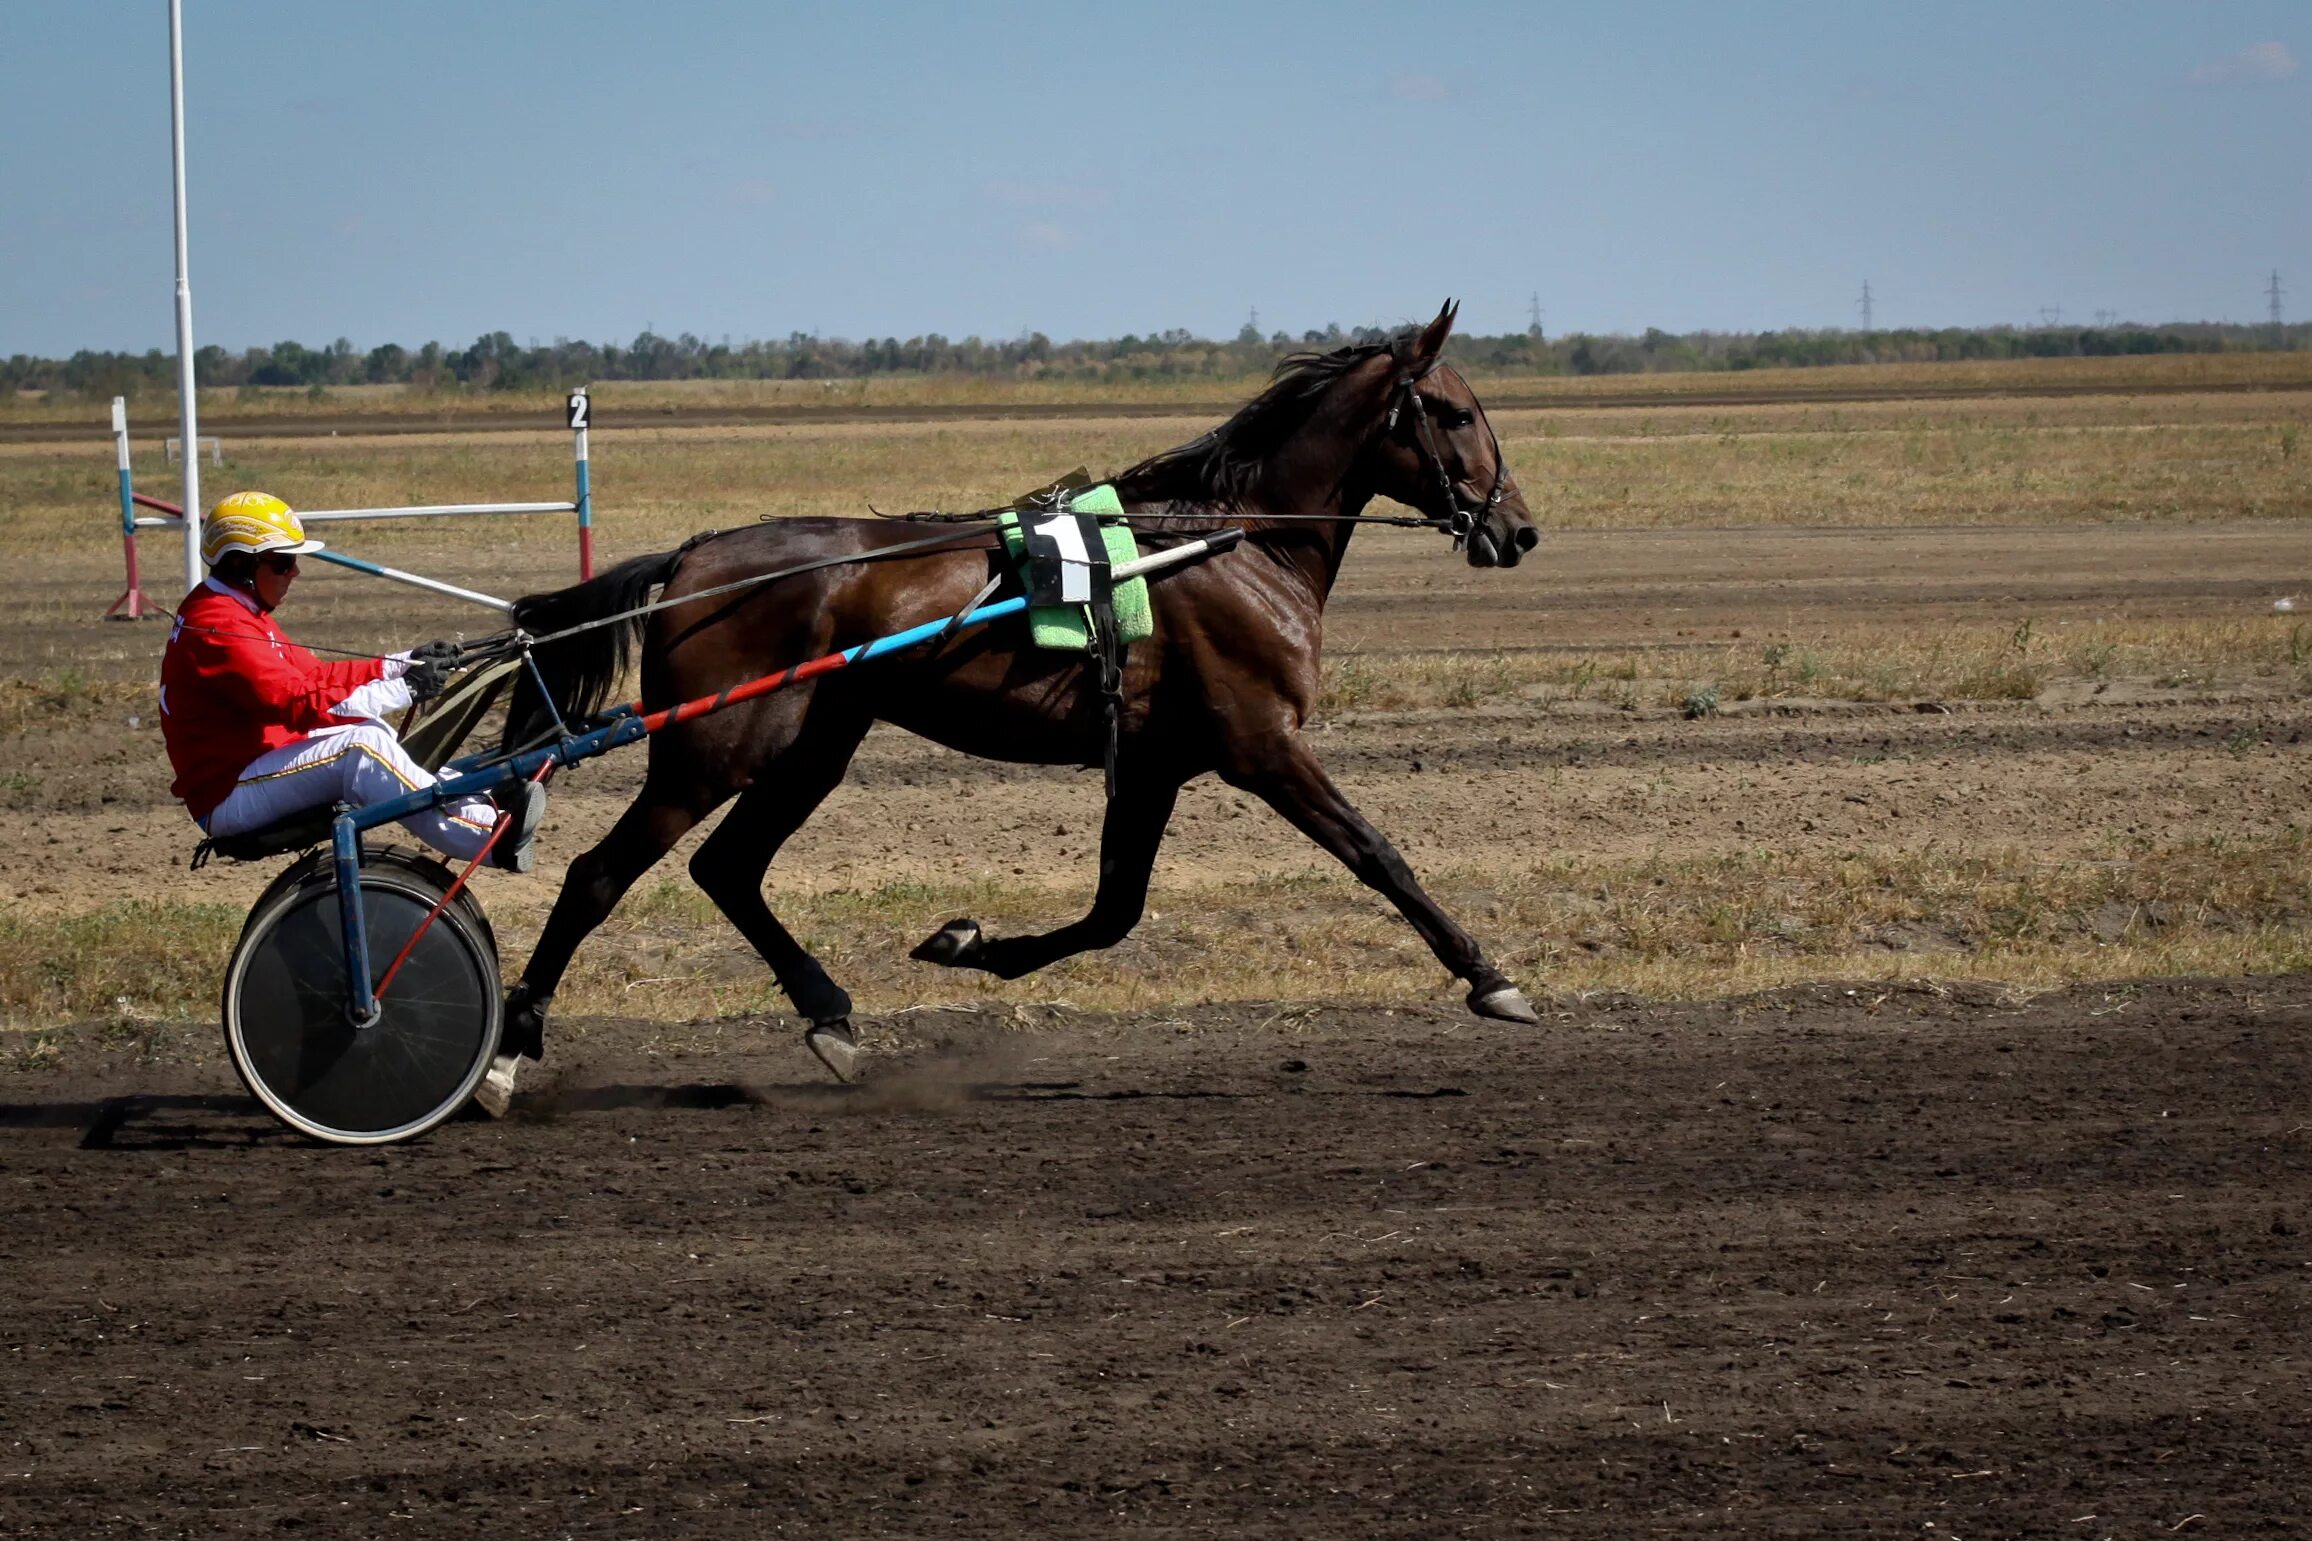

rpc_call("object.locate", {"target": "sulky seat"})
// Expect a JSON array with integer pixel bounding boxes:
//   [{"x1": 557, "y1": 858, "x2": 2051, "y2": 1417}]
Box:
[{"x1": 194, "y1": 803, "x2": 344, "y2": 866}]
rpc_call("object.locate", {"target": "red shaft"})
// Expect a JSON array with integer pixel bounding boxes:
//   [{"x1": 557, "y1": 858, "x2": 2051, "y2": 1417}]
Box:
[{"x1": 630, "y1": 646, "x2": 856, "y2": 736}]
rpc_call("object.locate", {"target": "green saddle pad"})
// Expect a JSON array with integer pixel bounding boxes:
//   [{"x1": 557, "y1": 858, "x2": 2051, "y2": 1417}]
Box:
[{"x1": 995, "y1": 484, "x2": 1153, "y2": 652}]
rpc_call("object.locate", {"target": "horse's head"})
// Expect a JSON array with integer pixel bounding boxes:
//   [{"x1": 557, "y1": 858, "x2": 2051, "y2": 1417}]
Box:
[{"x1": 1365, "y1": 301, "x2": 1540, "y2": 568}]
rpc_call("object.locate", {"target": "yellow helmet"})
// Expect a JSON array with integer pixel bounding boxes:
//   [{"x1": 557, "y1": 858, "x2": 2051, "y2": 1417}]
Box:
[{"x1": 200, "y1": 491, "x2": 326, "y2": 567}]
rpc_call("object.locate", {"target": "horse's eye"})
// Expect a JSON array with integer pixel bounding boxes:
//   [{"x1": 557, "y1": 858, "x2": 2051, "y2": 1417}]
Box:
[{"x1": 1441, "y1": 408, "x2": 1475, "y2": 429}]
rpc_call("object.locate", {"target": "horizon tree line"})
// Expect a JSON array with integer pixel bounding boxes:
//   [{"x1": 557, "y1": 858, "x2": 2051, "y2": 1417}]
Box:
[{"x1": 8, "y1": 318, "x2": 2302, "y2": 402}]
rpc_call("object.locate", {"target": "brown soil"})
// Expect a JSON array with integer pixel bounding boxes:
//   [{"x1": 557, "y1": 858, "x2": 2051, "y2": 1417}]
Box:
[{"x1": 4, "y1": 976, "x2": 2308, "y2": 1537}]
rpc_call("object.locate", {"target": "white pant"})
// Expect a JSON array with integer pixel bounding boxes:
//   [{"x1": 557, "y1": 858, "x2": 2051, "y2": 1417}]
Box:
[{"x1": 204, "y1": 722, "x2": 497, "y2": 862}]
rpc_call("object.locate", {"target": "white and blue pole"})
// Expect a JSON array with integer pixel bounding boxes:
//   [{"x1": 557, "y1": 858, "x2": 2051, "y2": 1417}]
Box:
[
  {"x1": 112, "y1": 398, "x2": 135, "y2": 540},
  {"x1": 569, "y1": 388, "x2": 593, "y2": 579},
  {"x1": 307, "y1": 549, "x2": 514, "y2": 615},
  {"x1": 104, "y1": 397, "x2": 161, "y2": 619}
]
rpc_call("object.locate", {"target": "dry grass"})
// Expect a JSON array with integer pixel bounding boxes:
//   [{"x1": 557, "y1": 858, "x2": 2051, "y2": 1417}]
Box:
[
  {"x1": 1505, "y1": 409, "x2": 2309, "y2": 528},
  {"x1": 8, "y1": 384, "x2": 2302, "y2": 573},
  {"x1": 7, "y1": 831, "x2": 2301, "y2": 1031},
  {"x1": 9, "y1": 348, "x2": 2310, "y2": 426},
  {"x1": 1317, "y1": 614, "x2": 2312, "y2": 716},
  {"x1": 549, "y1": 829, "x2": 2307, "y2": 1018},
  {"x1": 0, "y1": 673, "x2": 155, "y2": 737}
]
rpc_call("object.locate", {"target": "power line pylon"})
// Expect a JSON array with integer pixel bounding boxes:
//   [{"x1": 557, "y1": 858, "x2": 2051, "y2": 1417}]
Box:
[{"x1": 1857, "y1": 280, "x2": 1874, "y2": 331}]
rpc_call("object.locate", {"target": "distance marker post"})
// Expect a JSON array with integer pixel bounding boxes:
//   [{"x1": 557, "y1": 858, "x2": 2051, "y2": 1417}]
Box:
[
  {"x1": 569, "y1": 388, "x2": 593, "y2": 580},
  {"x1": 104, "y1": 397, "x2": 164, "y2": 620}
]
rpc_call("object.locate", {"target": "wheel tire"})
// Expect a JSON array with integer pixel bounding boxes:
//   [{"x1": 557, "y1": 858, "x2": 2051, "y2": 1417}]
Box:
[
  {"x1": 242, "y1": 845, "x2": 494, "y2": 957},
  {"x1": 224, "y1": 856, "x2": 502, "y2": 1145}
]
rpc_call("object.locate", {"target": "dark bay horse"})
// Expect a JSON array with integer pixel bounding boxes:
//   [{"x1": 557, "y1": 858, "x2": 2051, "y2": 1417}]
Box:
[{"x1": 500, "y1": 301, "x2": 1542, "y2": 1078}]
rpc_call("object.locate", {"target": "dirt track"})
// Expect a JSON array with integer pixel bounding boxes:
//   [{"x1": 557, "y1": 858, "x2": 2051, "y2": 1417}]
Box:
[{"x1": 3, "y1": 976, "x2": 2307, "y2": 1537}]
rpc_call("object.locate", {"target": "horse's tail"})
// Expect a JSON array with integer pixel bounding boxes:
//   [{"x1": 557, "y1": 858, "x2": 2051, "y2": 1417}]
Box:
[{"x1": 502, "y1": 549, "x2": 683, "y2": 748}]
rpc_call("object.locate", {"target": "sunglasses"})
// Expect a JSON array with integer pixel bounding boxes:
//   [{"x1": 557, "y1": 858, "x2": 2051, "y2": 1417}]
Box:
[{"x1": 259, "y1": 553, "x2": 301, "y2": 573}]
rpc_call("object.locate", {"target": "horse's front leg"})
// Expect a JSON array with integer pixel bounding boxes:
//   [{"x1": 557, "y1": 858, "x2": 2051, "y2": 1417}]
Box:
[
  {"x1": 1221, "y1": 731, "x2": 1539, "y2": 1024},
  {"x1": 912, "y1": 771, "x2": 1183, "y2": 979},
  {"x1": 481, "y1": 783, "x2": 712, "y2": 1115}
]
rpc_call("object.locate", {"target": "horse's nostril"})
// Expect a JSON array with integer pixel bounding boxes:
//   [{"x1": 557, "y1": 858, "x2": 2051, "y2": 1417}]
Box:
[{"x1": 1514, "y1": 525, "x2": 1540, "y2": 552}]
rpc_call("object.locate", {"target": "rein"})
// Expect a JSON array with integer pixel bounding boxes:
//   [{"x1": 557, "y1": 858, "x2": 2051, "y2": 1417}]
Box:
[
  {"x1": 891, "y1": 506, "x2": 1448, "y2": 530},
  {"x1": 508, "y1": 522, "x2": 1006, "y2": 653}
]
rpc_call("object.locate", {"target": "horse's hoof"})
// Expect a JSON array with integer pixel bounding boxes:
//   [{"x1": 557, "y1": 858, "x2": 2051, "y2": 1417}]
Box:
[
  {"x1": 503, "y1": 983, "x2": 550, "y2": 1062},
  {"x1": 1469, "y1": 983, "x2": 1541, "y2": 1025},
  {"x1": 805, "y1": 1020, "x2": 861, "y2": 1084},
  {"x1": 470, "y1": 1053, "x2": 522, "y2": 1118},
  {"x1": 910, "y1": 917, "x2": 984, "y2": 967}
]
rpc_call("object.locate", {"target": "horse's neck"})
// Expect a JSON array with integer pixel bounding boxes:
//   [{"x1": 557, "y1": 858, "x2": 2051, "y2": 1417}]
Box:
[
  {"x1": 1234, "y1": 492, "x2": 1363, "y2": 606},
  {"x1": 1240, "y1": 427, "x2": 1378, "y2": 605}
]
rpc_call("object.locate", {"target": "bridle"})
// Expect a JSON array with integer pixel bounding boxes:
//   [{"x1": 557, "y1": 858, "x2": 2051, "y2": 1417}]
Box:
[{"x1": 1384, "y1": 360, "x2": 1511, "y2": 552}]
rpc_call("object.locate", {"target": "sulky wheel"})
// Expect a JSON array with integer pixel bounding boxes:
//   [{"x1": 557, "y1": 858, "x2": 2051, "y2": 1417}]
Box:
[{"x1": 223, "y1": 848, "x2": 502, "y2": 1145}]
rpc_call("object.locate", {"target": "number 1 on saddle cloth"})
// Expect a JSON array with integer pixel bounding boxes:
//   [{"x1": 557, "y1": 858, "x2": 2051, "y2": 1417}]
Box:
[{"x1": 1022, "y1": 512, "x2": 1126, "y2": 795}]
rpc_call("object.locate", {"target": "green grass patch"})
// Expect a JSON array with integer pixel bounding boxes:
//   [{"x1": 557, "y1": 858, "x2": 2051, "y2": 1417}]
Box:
[{"x1": 0, "y1": 900, "x2": 241, "y2": 1028}]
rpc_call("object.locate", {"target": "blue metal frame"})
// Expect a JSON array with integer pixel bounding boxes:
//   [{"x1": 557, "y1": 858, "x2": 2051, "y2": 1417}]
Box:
[
  {"x1": 327, "y1": 716, "x2": 642, "y2": 1023},
  {"x1": 325, "y1": 589, "x2": 1046, "y2": 1024}
]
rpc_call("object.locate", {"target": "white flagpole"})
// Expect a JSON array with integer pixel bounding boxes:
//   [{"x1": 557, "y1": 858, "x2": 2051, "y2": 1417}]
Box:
[{"x1": 168, "y1": 0, "x2": 202, "y2": 591}]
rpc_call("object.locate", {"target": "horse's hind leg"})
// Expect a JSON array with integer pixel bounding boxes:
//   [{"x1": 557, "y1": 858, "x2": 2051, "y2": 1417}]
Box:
[
  {"x1": 911, "y1": 769, "x2": 1183, "y2": 980},
  {"x1": 1223, "y1": 732, "x2": 1539, "y2": 1024},
  {"x1": 687, "y1": 714, "x2": 872, "y2": 1078},
  {"x1": 502, "y1": 782, "x2": 712, "y2": 1061}
]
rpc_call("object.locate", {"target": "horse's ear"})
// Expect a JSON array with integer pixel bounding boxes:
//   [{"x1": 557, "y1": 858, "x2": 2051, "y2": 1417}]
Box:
[{"x1": 1409, "y1": 299, "x2": 1458, "y2": 373}]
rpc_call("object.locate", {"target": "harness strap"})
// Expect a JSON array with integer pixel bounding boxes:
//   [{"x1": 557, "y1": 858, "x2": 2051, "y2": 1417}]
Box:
[
  {"x1": 1085, "y1": 558, "x2": 1126, "y2": 800},
  {"x1": 1386, "y1": 364, "x2": 1511, "y2": 551},
  {"x1": 939, "y1": 572, "x2": 1004, "y2": 641},
  {"x1": 522, "y1": 523, "x2": 1007, "y2": 651}
]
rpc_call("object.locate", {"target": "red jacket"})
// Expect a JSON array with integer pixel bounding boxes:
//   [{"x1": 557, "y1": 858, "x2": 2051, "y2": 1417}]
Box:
[{"x1": 160, "y1": 580, "x2": 391, "y2": 820}]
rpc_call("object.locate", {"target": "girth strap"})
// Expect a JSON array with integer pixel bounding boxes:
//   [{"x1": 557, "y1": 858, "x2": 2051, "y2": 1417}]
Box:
[{"x1": 1088, "y1": 573, "x2": 1126, "y2": 801}]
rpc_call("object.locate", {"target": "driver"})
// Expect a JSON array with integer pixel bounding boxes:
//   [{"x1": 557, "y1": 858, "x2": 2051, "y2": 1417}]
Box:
[{"x1": 160, "y1": 491, "x2": 546, "y2": 870}]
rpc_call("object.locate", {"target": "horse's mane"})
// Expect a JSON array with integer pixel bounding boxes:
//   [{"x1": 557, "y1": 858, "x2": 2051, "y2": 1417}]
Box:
[{"x1": 1110, "y1": 329, "x2": 1413, "y2": 509}]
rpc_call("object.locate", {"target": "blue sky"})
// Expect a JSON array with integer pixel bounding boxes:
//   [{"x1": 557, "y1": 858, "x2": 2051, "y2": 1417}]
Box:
[{"x1": 5, "y1": 2, "x2": 2306, "y2": 356}]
